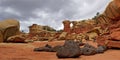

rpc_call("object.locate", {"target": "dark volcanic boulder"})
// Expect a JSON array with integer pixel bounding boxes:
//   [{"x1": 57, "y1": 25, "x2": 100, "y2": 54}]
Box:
[
  {"x1": 34, "y1": 44, "x2": 53, "y2": 52},
  {"x1": 81, "y1": 43, "x2": 96, "y2": 55},
  {"x1": 81, "y1": 47, "x2": 96, "y2": 55},
  {"x1": 84, "y1": 43, "x2": 95, "y2": 49},
  {"x1": 96, "y1": 45, "x2": 107, "y2": 53},
  {"x1": 56, "y1": 40, "x2": 81, "y2": 58}
]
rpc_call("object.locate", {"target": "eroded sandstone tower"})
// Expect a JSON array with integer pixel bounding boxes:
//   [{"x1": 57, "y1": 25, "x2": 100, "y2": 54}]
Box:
[{"x1": 63, "y1": 20, "x2": 71, "y2": 33}]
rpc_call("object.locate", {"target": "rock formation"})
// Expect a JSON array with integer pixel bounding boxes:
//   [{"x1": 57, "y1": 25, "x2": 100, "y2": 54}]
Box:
[
  {"x1": 0, "y1": 19, "x2": 20, "y2": 42},
  {"x1": 63, "y1": 19, "x2": 95, "y2": 34},
  {"x1": 96, "y1": 0, "x2": 120, "y2": 48},
  {"x1": 63, "y1": 20, "x2": 71, "y2": 33},
  {"x1": 29, "y1": 24, "x2": 43, "y2": 35},
  {"x1": 61, "y1": 0, "x2": 120, "y2": 48},
  {"x1": 27, "y1": 24, "x2": 57, "y2": 41}
]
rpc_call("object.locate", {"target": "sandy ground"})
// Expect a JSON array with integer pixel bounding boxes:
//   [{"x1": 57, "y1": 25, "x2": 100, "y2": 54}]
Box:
[{"x1": 0, "y1": 41, "x2": 120, "y2": 60}]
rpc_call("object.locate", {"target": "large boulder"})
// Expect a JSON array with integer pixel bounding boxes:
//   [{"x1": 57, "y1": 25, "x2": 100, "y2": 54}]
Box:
[
  {"x1": 114, "y1": 0, "x2": 120, "y2": 8},
  {"x1": 0, "y1": 19, "x2": 20, "y2": 42},
  {"x1": 52, "y1": 45, "x2": 62, "y2": 52},
  {"x1": 56, "y1": 40, "x2": 81, "y2": 58},
  {"x1": 103, "y1": 1, "x2": 120, "y2": 20}
]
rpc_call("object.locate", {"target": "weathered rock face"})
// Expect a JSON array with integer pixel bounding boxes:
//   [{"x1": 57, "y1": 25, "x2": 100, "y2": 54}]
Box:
[
  {"x1": 97, "y1": 33, "x2": 120, "y2": 48},
  {"x1": 56, "y1": 40, "x2": 81, "y2": 58},
  {"x1": 96, "y1": 1, "x2": 120, "y2": 25},
  {"x1": 95, "y1": 0, "x2": 120, "y2": 48},
  {"x1": 103, "y1": 2, "x2": 120, "y2": 20},
  {"x1": 114, "y1": 0, "x2": 120, "y2": 8},
  {"x1": 29, "y1": 24, "x2": 43, "y2": 35},
  {"x1": 0, "y1": 19, "x2": 20, "y2": 42},
  {"x1": 96, "y1": 35, "x2": 109, "y2": 46},
  {"x1": 110, "y1": 31, "x2": 120, "y2": 40}
]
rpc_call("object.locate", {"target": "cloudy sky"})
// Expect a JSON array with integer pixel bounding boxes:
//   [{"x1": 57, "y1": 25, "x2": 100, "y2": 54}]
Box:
[{"x1": 0, "y1": 0, "x2": 112, "y2": 32}]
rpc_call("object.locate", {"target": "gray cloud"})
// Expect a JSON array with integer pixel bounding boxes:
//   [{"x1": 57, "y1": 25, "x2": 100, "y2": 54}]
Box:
[{"x1": 0, "y1": 0, "x2": 111, "y2": 32}]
